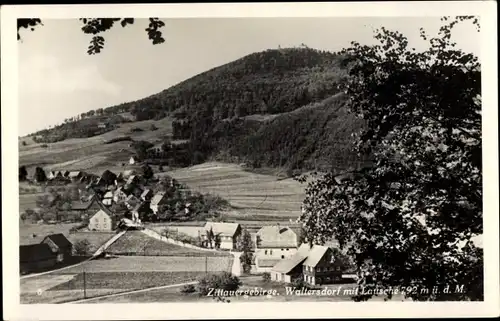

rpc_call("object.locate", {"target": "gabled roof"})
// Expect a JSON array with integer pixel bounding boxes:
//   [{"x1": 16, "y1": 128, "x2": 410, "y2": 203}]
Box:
[
  {"x1": 126, "y1": 194, "x2": 140, "y2": 202},
  {"x1": 271, "y1": 243, "x2": 311, "y2": 274},
  {"x1": 103, "y1": 191, "x2": 114, "y2": 198},
  {"x1": 150, "y1": 192, "x2": 167, "y2": 206},
  {"x1": 256, "y1": 225, "x2": 297, "y2": 248},
  {"x1": 68, "y1": 171, "x2": 82, "y2": 178},
  {"x1": 204, "y1": 222, "x2": 240, "y2": 237},
  {"x1": 132, "y1": 202, "x2": 150, "y2": 213},
  {"x1": 20, "y1": 243, "x2": 55, "y2": 262},
  {"x1": 90, "y1": 208, "x2": 113, "y2": 221},
  {"x1": 257, "y1": 258, "x2": 282, "y2": 268},
  {"x1": 122, "y1": 169, "x2": 136, "y2": 177},
  {"x1": 141, "y1": 189, "x2": 153, "y2": 198},
  {"x1": 70, "y1": 195, "x2": 97, "y2": 210},
  {"x1": 303, "y1": 245, "x2": 330, "y2": 267},
  {"x1": 42, "y1": 233, "x2": 72, "y2": 249}
]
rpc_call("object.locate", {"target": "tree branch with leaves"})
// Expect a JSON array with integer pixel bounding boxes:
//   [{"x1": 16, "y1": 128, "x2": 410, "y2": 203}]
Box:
[
  {"x1": 17, "y1": 18, "x2": 165, "y2": 55},
  {"x1": 299, "y1": 16, "x2": 482, "y2": 301}
]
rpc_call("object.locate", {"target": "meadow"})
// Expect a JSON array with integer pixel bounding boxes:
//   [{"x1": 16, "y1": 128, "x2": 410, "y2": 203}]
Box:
[
  {"x1": 106, "y1": 231, "x2": 231, "y2": 257},
  {"x1": 163, "y1": 162, "x2": 307, "y2": 220}
]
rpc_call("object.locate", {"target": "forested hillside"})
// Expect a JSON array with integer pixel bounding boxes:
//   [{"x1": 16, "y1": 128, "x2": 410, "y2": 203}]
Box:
[{"x1": 26, "y1": 47, "x2": 367, "y2": 173}]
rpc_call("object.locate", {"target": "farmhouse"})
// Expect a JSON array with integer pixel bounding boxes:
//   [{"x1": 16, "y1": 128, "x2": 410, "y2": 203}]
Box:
[
  {"x1": 271, "y1": 244, "x2": 345, "y2": 285},
  {"x1": 88, "y1": 207, "x2": 114, "y2": 231},
  {"x1": 20, "y1": 243, "x2": 57, "y2": 274},
  {"x1": 254, "y1": 225, "x2": 298, "y2": 272},
  {"x1": 150, "y1": 192, "x2": 168, "y2": 214},
  {"x1": 41, "y1": 233, "x2": 73, "y2": 262},
  {"x1": 203, "y1": 222, "x2": 241, "y2": 250},
  {"x1": 129, "y1": 156, "x2": 138, "y2": 165}
]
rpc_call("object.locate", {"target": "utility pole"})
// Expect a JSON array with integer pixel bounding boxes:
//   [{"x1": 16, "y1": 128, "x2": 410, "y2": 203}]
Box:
[
  {"x1": 83, "y1": 270, "x2": 87, "y2": 299},
  {"x1": 205, "y1": 255, "x2": 208, "y2": 274}
]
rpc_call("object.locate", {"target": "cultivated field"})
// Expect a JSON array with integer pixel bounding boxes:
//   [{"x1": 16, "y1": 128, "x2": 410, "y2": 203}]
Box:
[
  {"x1": 20, "y1": 254, "x2": 233, "y2": 303},
  {"x1": 106, "y1": 231, "x2": 231, "y2": 257},
  {"x1": 163, "y1": 162, "x2": 307, "y2": 219}
]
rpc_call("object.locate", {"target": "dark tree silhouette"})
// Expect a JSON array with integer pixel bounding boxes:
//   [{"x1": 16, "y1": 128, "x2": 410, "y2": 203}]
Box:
[
  {"x1": 34, "y1": 167, "x2": 47, "y2": 182},
  {"x1": 17, "y1": 18, "x2": 165, "y2": 55},
  {"x1": 19, "y1": 166, "x2": 28, "y2": 181},
  {"x1": 299, "y1": 16, "x2": 482, "y2": 301}
]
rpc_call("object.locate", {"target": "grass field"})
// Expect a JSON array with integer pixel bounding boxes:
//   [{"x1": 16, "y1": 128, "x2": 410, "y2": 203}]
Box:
[
  {"x1": 21, "y1": 271, "x2": 203, "y2": 304},
  {"x1": 106, "y1": 231, "x2": 231, "y2": 257},
  {"x1": 163, "y1": 162, "x2": 307, "y2": 219},
  {"x1": 89, "y1": 275, "x2": 408, "y2": 303},
  {"x1": 18, "y1": 117, "x2": 174, "y2": 174}
]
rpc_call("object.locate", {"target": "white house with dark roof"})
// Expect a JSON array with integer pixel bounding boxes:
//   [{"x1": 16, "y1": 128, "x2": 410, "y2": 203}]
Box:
[
  {"x1": 271, "y1": 243, "x2": 345, "y2": 285},
  {"x1": 102, "y1": 190, "x2": 114, "y2": 206},
  {"x1": 88, "y1": 207, "x2": 114, "y2": 232},
  {"x1": 254, "y1": 225, "x2": 298, "y2": 272},
  {"x1": 202, "y1": 222, "x2": 241, "y2": 250},
  {"x1": 150, "y1": 192, "x2": 167, "y2": 214}
]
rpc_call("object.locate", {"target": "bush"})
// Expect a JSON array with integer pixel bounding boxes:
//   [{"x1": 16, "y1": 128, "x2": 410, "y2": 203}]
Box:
[
  {"x1": 73, "y1": 239, "x2": 91, "y2": 256},
  {"x1": 22, "y1": 141, "x2": 27, "y2": 146},
  {"x1": 150, "y1": 124, "x2": 158, "y2": 131},
  {"x1": 180, "y1": 284, "x2": 196, "y2": 294},
  {"x1": 104, "y1": 136, "x2": 132, "y2": 144},
  {"x1": 197, "y1": 272, "x2": 241, "y2": 296},
  {"x1": 262, "y1": 272, "x2": 271, "y2": 283},
  {"x1": 41, "y1": 144, "x2": 48, "y2": 148},
  {"x1": 130, "y1": 127, "x2": 144, "y2": 132}
]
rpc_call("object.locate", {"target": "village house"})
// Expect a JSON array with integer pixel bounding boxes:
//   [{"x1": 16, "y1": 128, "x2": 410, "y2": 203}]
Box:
[
  {"x1": 88, "y1": 207, "x2": 114, "y2": 232},
  {"x1": 140, "y1": 189, "x2": 154, "y2": 201},
  {"x1": 150, "y1": 192, "x2": 168, "y2": 214},
  {"x1": 126, "y1": 175, "x2": 140, "y2": 186},
  {"x1": 68, "y1": 171, "x2": 83, "y2": 181},
  {"x1": 102, "y1": 190, "x2": 114, "y2": 206},
  {"x1": 20, "y1": 243, "x2": 57, "y2": 274},
  {"x1": 41, "y1": 233, "x2": 73, "y2": 262},
  {"x1": 96, "y1": 170, "x2": 117, "y2": 187},
  {"x1": 270, "y1": 244, "x2": 345, "y2": 285},
  {"x1": 203, "y1": 222, "x2": 241, "y2": 250},
  {"x1": 113, "y1": 187, "x2": 128, "y2": 204},
  {"x1": 125, "y1": 194, "x2": 141, "y2": 210},
  {"x1": 131, "y1": 202, "x2": 152, "y2": 222},
  {"x1": 129, "y1": 156, "x2": 138, "y2": 165},
  {"x1": 147, "y1": 143, "x2": 165, "y2": 158},
  {"x1": 254, "y1": 225, "x2": 298, "y2": 272},
  {"x1": 64, "y1": 194, "x2": 102, "y2": 219}
]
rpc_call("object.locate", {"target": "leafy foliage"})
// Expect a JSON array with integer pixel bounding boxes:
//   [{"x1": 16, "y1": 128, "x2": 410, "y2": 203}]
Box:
[
  {"x1": 34, "y1": 167, "x2": 47, "y2": 182},
  {"x1": 299, "y1": 17, "x2": 482, "y2": 301},
  {"x1": 18, "y1": 18, "x2": 165, "y2": 55},
  {"x1": 196, "y1": 272, "x2": 242, "y2": 297},
  {"x1": 236, "y1": 228, "x2": 254, "y2": 273},
  {"x1": 73, "y1": 239, "x2": 91, "y2": 256}
]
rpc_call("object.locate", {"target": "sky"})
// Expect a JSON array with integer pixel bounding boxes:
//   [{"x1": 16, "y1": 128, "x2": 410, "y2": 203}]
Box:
[{"x1": 17, "y1": 17, "x2": 481, "y2": 136}]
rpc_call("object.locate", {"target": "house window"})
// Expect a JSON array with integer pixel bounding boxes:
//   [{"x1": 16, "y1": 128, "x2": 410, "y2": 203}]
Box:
[
  {"x1": 281, "y1": 249, "x2": 284, "y2": 251},
  {"x1": 330, "y1": 256, "x2": 335, "y2": 263},
  {"x1": 265, "y1": 250, "x2": 268, "y2": 255},
  {"x1": 286, "y1": 248, "x2": 289, "y2": 251},
  {"x1": 270, "y1": 250, "x2": 273, "y2": 255},
  {"x1": 281, "y1": 255, "x2": 284, "y2": 259}
]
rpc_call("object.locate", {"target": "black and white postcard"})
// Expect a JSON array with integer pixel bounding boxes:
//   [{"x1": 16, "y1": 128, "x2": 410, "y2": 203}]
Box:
[{"x1": 1, "y1": 2, "x2": 498, "y2": 320}]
